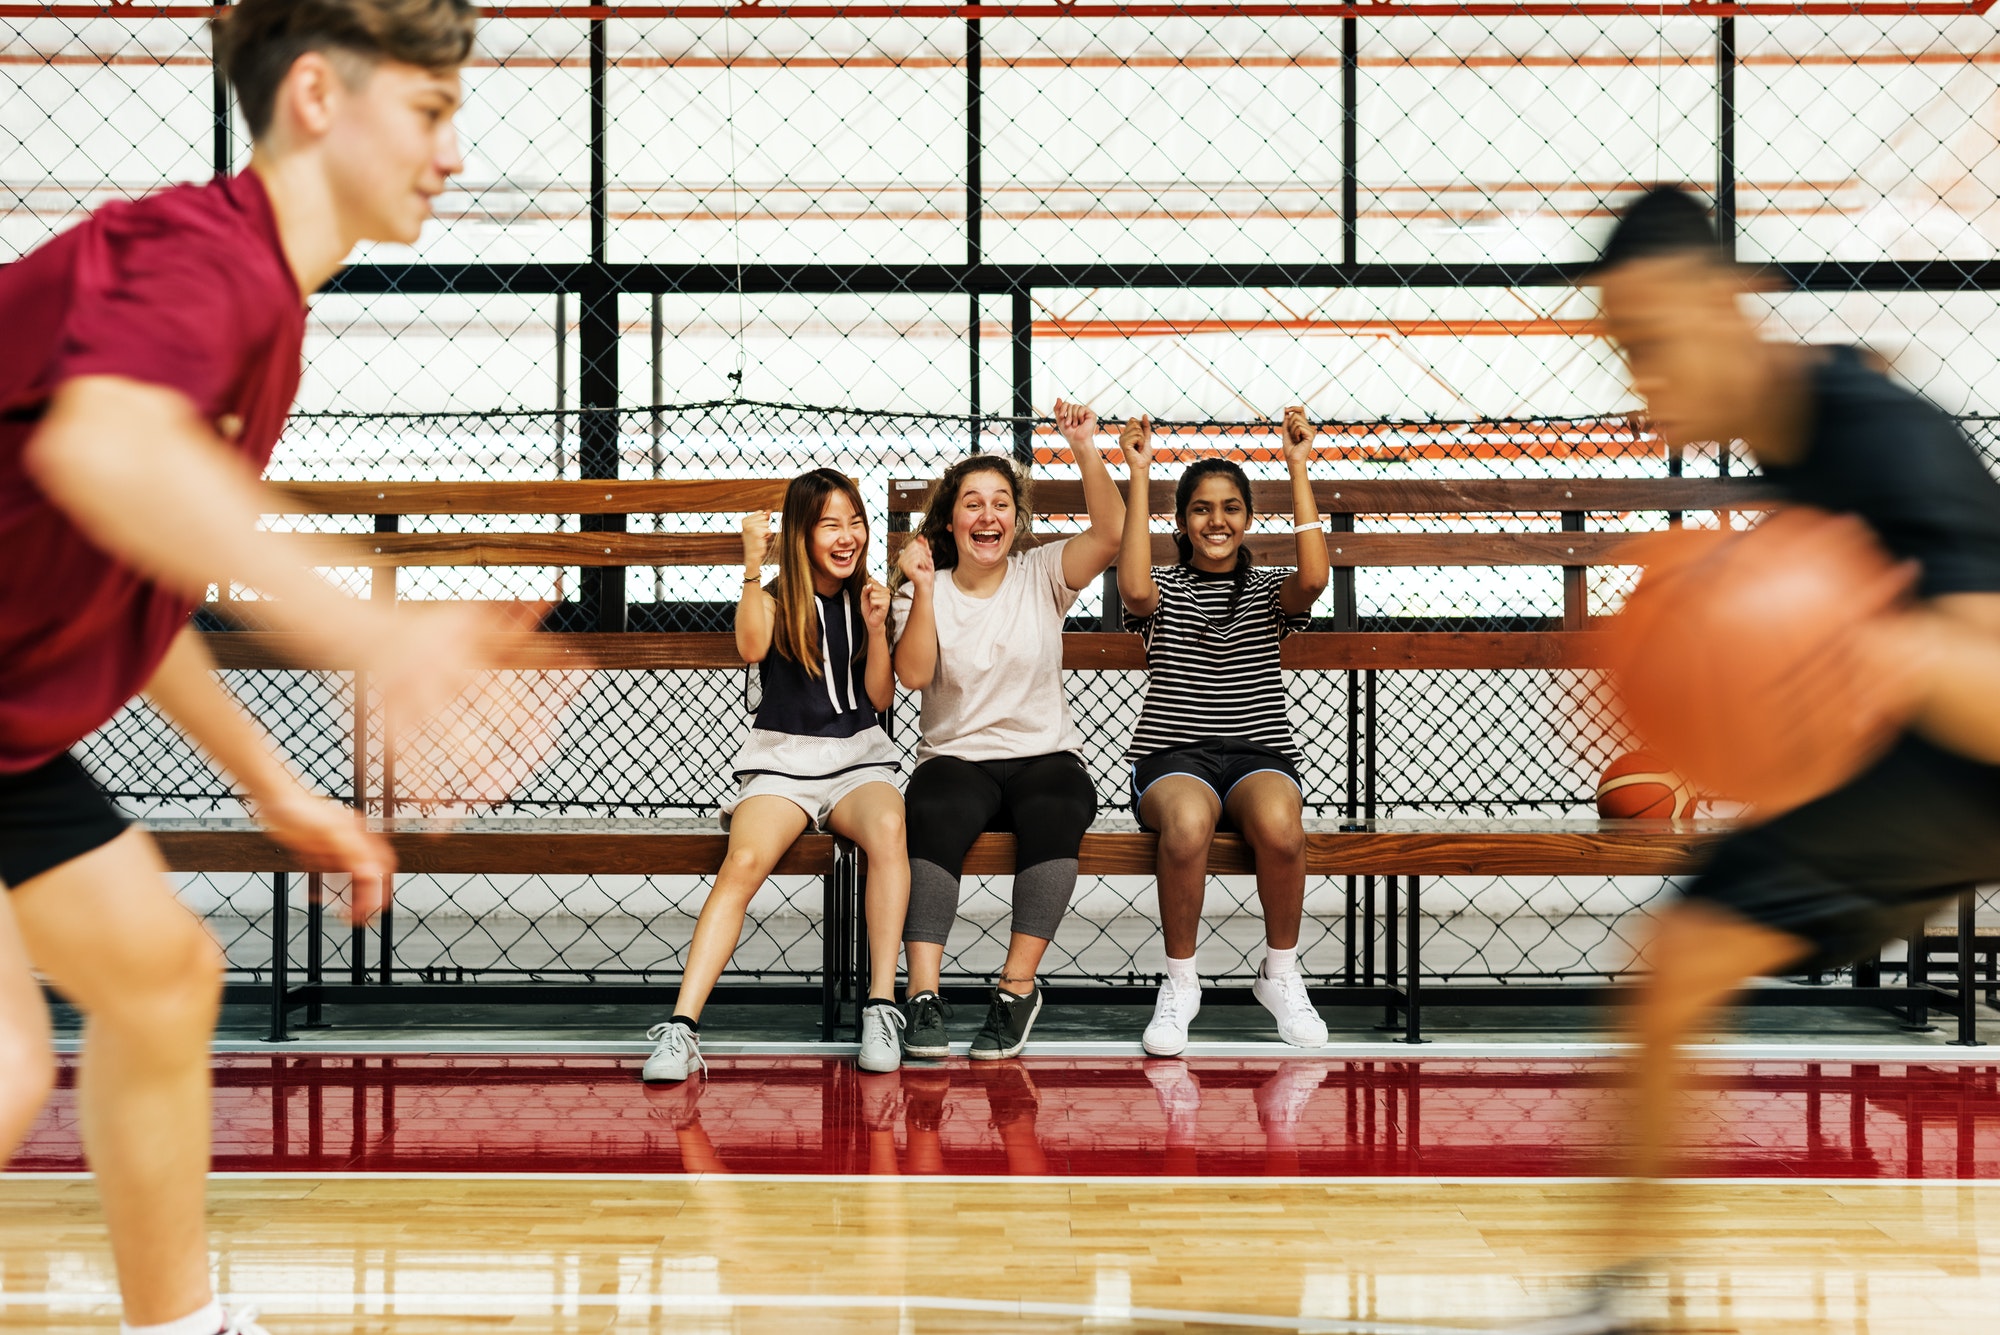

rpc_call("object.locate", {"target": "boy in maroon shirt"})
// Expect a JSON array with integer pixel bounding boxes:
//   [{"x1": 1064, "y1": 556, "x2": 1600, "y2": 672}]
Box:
[{"x1": 0, "y1": 2, "x2": 509, "y2": 1332}]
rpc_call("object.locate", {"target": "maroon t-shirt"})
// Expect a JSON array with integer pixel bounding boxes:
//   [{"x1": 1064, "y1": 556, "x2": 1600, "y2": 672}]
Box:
[{"x1": 0, "y1": 171, "x2": 304, "y2": 773}]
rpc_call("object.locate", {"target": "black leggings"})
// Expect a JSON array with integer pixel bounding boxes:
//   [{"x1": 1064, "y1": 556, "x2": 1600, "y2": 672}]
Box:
[{"x1": 902, "y1": 752, "x2": 1098, "y2": 945}]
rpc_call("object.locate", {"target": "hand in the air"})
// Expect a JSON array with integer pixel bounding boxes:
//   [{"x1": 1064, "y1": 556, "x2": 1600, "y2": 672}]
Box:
[{"x1": 898, "y1": 535, "x2": 936, "y2": 593}]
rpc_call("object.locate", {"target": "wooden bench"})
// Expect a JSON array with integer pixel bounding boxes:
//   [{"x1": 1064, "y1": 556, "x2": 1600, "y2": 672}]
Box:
[
  {"x1": 150, "y1": 467, "x2": 1980, "y2": 1045},
  {"x1": 148, "y1": 818, "x2": 849, "y2": 1043}
]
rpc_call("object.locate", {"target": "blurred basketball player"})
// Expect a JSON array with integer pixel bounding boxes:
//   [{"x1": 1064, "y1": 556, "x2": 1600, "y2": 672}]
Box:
[
  {"x1": 0, "y1": 3, "x2": 554, "y2": 1332},
  {"x1": 1528, "y1": 186, "x2": 2000, "y2": 1332}
]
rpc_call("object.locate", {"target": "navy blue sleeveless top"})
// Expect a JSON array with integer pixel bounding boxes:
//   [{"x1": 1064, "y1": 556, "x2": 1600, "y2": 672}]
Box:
[{"x1": 753, "y1": 588, "x2": 880, "y2": 738}]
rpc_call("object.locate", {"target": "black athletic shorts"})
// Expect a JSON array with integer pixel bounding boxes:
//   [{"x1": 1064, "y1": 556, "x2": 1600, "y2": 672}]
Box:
[
  {"x1": 1130, "y1": 739, "x2": 1303, "y2": 828},
  {"x1": 0, "y1": 753, "x2": 129, "y2": 890},
  {"x1": 1686, "y1": 733, "x2": 2000, "y2": 973}
]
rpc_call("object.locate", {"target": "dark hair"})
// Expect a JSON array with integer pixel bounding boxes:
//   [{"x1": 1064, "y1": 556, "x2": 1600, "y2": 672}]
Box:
[
  {"x1": 220, "y1": 0, "x2": 478, "y2": 140},
  {"x1": 1173, "y1": 458, "x2": 1253, "y2": 628},
  {"x1": 890, "y1": 454, "x2": 1033, "y2": 597},
  {"x1": 1587, "y1": 185, "x2": 1724, "y2": 276},
  {"x1": 770, "y1": 468, "x2": 869, "y2": 678}
]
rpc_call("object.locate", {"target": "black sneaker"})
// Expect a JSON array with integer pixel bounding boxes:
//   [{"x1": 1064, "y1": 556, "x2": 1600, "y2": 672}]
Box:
[
  {"x1": 968, "y1": 984, "x2": 1042, "y2": 1061},
  {"x1": 901, "y1": 990, "x2": 952, "y2": 1059}
]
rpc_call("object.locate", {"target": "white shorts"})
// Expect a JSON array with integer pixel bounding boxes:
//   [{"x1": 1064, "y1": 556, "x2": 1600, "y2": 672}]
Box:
[
  {"x1": 720, "y1": 764, "x2": 901, "y2": 832},
  {"x1": 722, "y1": 725, "x2": 903, "y2": 832}
]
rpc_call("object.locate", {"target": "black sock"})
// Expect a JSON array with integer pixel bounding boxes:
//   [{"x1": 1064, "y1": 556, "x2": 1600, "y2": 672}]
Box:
[
  {"x1": 864, "y1": 996, "x2": 897, "y2": 1010},
  {"x1": 671, "y1": 1013, "x2": 700, "y2": 1033}
]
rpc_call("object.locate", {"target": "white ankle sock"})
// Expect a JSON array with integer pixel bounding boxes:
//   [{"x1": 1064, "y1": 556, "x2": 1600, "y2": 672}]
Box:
[
  {"x1": 1164, "y1": 954, "x2": 1199, "y2": 988},
  {"x1": 122, "y1": 1299, "x2": 222, "y2": 1335},
  {"x1": 1262, "y1": 945, "x2": 1298, "y2": 977}
]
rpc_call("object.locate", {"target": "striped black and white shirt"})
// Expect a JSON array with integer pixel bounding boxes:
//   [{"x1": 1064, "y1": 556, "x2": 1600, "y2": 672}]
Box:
[
  {"x1": 1122, "y1": 565, "x2": 1309, "y2": 764},
  {"x1": 751, "y1": 588, "x2": 879, "y2": 739}
]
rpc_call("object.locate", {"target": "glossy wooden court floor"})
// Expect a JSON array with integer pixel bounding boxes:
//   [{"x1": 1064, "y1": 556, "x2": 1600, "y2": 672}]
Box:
[{"x1": 8, "y1": 1055, "x2": 2000, "y2": 1332}]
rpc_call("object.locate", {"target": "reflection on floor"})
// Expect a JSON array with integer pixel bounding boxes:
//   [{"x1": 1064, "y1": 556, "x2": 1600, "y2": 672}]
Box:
[
  {"x1": 16, "y1": 1054, "x2": 2000, "y2": 1178},
  {"x1": 8, "y1": 1176, "x2": 2000, "y2": 1332}
]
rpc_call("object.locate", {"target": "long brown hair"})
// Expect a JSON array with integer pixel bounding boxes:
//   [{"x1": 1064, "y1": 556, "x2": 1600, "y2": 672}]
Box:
[
  {"x1": 770, "y1": 468, "x2": 869, "y2": 678},
  {"x1": 888, "y1": 455, "x2": 1034, "y2": 599}
]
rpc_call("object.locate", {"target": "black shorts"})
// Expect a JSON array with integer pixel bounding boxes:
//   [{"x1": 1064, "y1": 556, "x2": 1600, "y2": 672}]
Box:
[
  {"x1": 1130, "y1": 739, "x2": 1303, "y2": 829},
  {"x1": 1686, "y1": 733, "x2": 2000, "y2": 973},
  {"x1": 0, "y1": 753, "x2": 129, "y2": 890}
]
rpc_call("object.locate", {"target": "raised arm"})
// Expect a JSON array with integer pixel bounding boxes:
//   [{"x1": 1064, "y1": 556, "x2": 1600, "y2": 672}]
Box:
[
  {"x1": 143, "y1": 627, "x2": 394, "y2": 923},
  {"x1": 734, "y1": 512, "x2": 776, "y2": 664},
  {"x1": 1278, "y1": 405, "x2": 1330, "y2": 617},
  {"x1": 1054, "y1": 397, "x2": 1125, "y2": 590},
  {"x1": 891, "y1": 537, "x2": 940, "y2": 690},
  {"x1": 860, "y1": 578, "x2": 894, "y2": 711},
  {"x1": 1116, "y1": 414, "x2": 1161, "y2": 619}
]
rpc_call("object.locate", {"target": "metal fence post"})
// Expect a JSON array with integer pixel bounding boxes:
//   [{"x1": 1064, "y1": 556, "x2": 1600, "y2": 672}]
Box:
[
  {"x1": 966, "y1": 16, "x2": 983, "y2": 453},
  {"x1": 268, "y1": 871, "x2": 292, "y2": 1043},
  {"x1": 580, "y1": 16, "x2": 626, "y2": 632},
  {"x1": 1011, "y1": 291, "x2": 1033, "y2": 463},
  {"x1": 1715, "y1": 16, "x2": 1736, "y2": 262},
  {"x1": 1340, "y1": 15, "x2": 1358, "y2": 271},
  {"x1": 1955, "y1": 889, "x2": 1982, "y2": 1046}
]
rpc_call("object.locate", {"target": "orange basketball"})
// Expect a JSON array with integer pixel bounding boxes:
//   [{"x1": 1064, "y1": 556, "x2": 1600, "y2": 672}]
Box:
[
  {"x1": 1606, "y1": 508, "x2": 1923, "y2": 816},
  {"x1": 1596, "y1": 750, "x2": 1698, "y2": 819}
]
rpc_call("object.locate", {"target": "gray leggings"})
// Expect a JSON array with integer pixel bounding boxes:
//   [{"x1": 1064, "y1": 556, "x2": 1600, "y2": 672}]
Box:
[{"x1": 901, "y1": 752, "x2": 1098, "y2": 945}]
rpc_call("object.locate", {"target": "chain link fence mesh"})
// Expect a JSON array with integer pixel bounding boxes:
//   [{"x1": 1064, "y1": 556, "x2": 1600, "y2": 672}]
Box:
[{"x1": 12, "y1": 7, "x2": 2000, "y2": 997}]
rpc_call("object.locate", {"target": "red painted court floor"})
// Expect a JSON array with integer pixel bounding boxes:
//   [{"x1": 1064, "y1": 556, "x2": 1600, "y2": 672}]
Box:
[{"x1": 16, "y1": 1054, "x2": 2000, "y2": 1178}]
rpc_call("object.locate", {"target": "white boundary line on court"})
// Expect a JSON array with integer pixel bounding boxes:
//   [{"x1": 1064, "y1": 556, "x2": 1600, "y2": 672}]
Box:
[
  {"x1": 0, "y1": 1290, "x2": 1473, "y2": 1333},
  {"x1": 150, "y1": 1037, "x2": 2000, "y2": 1062},
  {"x1": 15, "y1": 1170, "x2": 2000, "y2": 1188}
]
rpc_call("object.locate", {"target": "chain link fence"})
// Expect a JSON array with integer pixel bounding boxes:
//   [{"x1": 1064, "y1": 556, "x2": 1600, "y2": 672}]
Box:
[{"x1": 12, "y1": 5, "x2": 2000, "y2": 999}]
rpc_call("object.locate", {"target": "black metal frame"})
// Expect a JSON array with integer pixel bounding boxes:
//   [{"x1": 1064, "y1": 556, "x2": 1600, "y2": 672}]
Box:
[{"x1": 225, "y1": 862, "x2": 1986, "y2": 1046}]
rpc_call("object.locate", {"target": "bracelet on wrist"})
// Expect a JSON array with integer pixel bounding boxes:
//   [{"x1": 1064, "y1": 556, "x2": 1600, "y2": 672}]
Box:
[{"x1": 1293, "y1": 520, "x2": 1326, "y2": 533}]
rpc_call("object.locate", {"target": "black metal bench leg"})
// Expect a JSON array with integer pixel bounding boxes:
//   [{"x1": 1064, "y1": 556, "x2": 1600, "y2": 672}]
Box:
[
  {"x1": 267, "y1": 871, "x2": 293, "y2": 1044},
  {"x1": 820, "y1": 853, "x2": 841, "y2": 1042},
  {"x1": 1906, "y1": 929, "x2": 1933, "y2": 1032},
  {"x1": 305, "y1": 872, "x2": 324, "y2": 1029},
  {"x1": 853, "y1": 843, "x2": 871, "y2": 1040},
  {"x1": 1955, "y1": 889, "x2": 1982, "y2": 1047},
  {"x1": 1380, "y1": 875, "x2": 1401, "y2": 1031},
  {"x1": 1403, "y1": 874, "x2": 1425, "y2": 1044}
]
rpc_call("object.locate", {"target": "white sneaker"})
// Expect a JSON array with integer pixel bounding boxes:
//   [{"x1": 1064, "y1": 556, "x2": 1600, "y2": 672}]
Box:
[
  {"x1": 1252, "y1": 966, "x2": 1328, "y2": 1047},
  {"x1": 641, "y1": 1020, "x2": 705, "y2": 1083},
  {"x1": 1142, "y1": 975, "x2": 1202, "y2": 1056},
  {"x1": 858, "y1": 1002, "x2": 906, "y2": 1073},
  {"x1": 220, "y1": 1307, "x2": 272, "y2": 1335}
]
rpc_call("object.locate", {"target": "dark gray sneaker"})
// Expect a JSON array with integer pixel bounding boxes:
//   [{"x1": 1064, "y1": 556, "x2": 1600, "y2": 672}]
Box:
[
  {"x1": 901, "y1": 990, "x2": 952, "y2": 1059},
  {"x1": 968, "y1": 984, "x2": 1042, "y2": 1061}
]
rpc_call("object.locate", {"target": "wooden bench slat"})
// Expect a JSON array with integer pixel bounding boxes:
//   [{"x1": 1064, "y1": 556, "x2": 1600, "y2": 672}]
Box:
[
  {"x1": 887, "y1": 530, "x2": 1639, "y2": 568},
  {"x1": 268, "y1": 480, "x2": 792, "y2": 516},
  {"x1": 197, "y1": 631, "x2": 1607, "y2": 672},
  {"x1": 890, "y1": 477, "x2": 1772, "y2": 516},
  {"x1": 154, "y1": 822, "x2": 1709, "y2": 879},
  {"x1": 292, "y1": 532, "x2": 744, "y2": 568},
  {"x1": 949, "y1": 826, "x2": 1716, "y2": 877},
  {"x1": 152, "y1": 826, "x2": 838, "y2": 876}
]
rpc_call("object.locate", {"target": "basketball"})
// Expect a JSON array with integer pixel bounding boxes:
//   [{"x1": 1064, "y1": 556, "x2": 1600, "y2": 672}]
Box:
[
  {"x1": 1607, "y1": 507, "x2": 1923, "y2": 816},
  {"x1": 1596, "y1": 750, "x2": 1697, "y2": 820}
]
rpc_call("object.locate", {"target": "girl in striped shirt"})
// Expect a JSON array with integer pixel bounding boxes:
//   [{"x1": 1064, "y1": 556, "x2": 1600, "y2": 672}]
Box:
[{"x1": 1117, "y1": 408, "x2": 1330, "y2": 1055}]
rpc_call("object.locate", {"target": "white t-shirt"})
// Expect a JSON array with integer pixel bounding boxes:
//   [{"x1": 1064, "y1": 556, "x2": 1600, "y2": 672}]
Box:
[{"x1": 891, "y1": 539, "x2": 1084, "y2": 764}]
